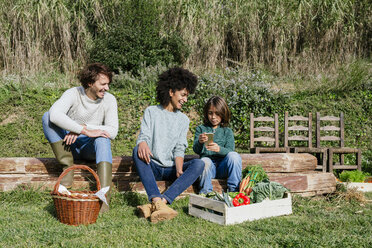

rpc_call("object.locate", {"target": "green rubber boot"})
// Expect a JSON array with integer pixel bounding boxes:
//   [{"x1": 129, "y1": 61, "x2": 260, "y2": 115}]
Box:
[
  {"x1": 97, "y1": 161, "x2": 112, "y2": 213},
  {"x1": 50, "y1": 140, "x2": 74, "y2": 188}
]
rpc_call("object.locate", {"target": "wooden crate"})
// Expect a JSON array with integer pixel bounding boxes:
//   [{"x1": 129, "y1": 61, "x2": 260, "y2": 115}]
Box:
[{"x1": 188, "y1": 193, "x2": 292, "y2": 225}]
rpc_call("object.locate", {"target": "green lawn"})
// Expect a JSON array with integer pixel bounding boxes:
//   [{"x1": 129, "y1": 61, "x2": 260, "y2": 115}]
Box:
[{"x1": 0, "y1": 188, "x2": 371, "y2": 248}]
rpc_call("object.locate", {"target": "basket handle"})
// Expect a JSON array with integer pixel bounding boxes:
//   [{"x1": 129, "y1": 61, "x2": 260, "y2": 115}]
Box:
[{"x1": 52, "y1": 165, "x2": 101, "y2": 194}]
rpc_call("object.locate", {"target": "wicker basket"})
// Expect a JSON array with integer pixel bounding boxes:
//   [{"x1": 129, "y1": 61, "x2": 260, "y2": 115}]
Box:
[{"x1": 51, "y1": 165, "x2": 102, "y2": 226}]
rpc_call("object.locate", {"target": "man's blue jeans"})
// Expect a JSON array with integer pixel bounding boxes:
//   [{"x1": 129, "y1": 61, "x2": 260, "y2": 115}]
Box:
[
  {"x1": 198, "y1": 152, "x2": 242, "y2": 194},
  {"x1": 132, "y1": 145, "x2": 204, "y2": 204},
  {"x1": 42, "y1": 112, "x2": 112, "y2": 164}
]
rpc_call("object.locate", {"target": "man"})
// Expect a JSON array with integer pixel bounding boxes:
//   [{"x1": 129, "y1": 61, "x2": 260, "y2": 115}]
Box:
[
  {"x1": 133, "y1": 67, "x2": 204, "y2": 223},
  {"x1": 42, "y1": 63, "x2": 118, "y2": 213}
]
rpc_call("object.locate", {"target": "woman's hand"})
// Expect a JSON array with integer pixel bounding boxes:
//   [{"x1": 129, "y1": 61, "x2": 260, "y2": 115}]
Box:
[
  {"x1": 205, "y1": 142, "x2": 220, "y2": 153},
  {"x1": 138, "y1": 141, "x2": 153, "y2": 164},
  {"x1": 198, "y1": 133, "x2": 208, "y2": 144}
]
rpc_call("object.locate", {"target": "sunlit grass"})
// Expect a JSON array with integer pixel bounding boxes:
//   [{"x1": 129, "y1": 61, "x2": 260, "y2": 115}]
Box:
[{"x1": 0, "y1": 187, "x2": 371, "y2": 247}]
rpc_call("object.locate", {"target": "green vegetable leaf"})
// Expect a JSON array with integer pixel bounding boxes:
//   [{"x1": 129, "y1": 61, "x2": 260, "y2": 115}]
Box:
[{"x1": 251, "y1": 179, "x2": 289, "y2": 203}]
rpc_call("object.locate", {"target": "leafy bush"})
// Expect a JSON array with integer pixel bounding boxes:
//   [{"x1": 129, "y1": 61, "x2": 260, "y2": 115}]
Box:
[
  {"x1": 89, "y1": 1, "x2": 189, "y2": 74},
  {"x1": 339, "y1": 170, "x2": 370, "y2": 182},
  {"x1": 0, "y1": 62, "x2": 370, "y2": 172}
]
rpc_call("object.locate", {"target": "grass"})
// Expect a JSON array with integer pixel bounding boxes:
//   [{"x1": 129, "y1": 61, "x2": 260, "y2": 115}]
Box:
[
  {"x1": 1, "y1": 0, "x2": 370, "y2": 74},
  {"x1": 0, "y1": 187, "x2": 371, "y2": 247}
]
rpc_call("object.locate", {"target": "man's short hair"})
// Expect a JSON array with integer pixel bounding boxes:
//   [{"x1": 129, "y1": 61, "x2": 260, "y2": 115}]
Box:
[
  {"x1": 78, "y1": 63, "x2": 113, "y2": 89},
  {"x1": 156, "y1": 67, "x2": 198, "y2": 106}
]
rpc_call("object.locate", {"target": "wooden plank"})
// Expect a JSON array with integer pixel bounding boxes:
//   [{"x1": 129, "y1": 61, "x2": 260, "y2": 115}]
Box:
[
  {"x1": 1, "y1": 153, "x2": 316, "y2": 175},
  {"x1": 320, "y1": 116, "x2": 340, "y2": 121},
  {"x1": 250, "y1": 113, "x2": 254, "y2": 149},
  {"x1": 288, "y1": 135, "x2": 309, "y2": 141},
  {"x1": 320, "y1": 126, "x2": 340, "y2": 131},
  {"x1": 0, "y1": 155, "x2": 199, "y2": 174},
  {"x1": 284, "y1": 112, "x2": 289, "y2": 147},
  {"x1": 255, "y1": 147, "x2": 288, "y2": 153},
  {"x1": 288, "y1": 125, "x2": 308, "y2": 131},
  {"x1": 268, "y1": 174, "x2": 308, "y2": 191},
  {"x1": 340, "y1": 112, "x2": 344, "y2": 147},
  {"x1": 268, "y1": 172, "x2": 336, "y2": 193},
  {"x1": 274, "y1": 113, "x2": 279, "y2": 148},
  {"x1": 254, "y1": 137, "x2": 275, "y2": 142},
  {"x1": 288, "y1": 116, "x2": 309, "y2": 121},
  {"x1": 188, "y1": 205, "x2": 225, "y2": 225},
  {"x1": 316, "y1": 112, "x2": 320, "y2": 148},
  {"x1": 330, "y1": 147, "x2": 360, "y2": 153},
  {"x1": 129, "y1": 179, "x2": 224, "y2": 196},
  {"x1": 332, "y1": 165, "x2": 358, "y2": 170},
  {"x1": 0, "y1": 172, "x2": 336, "y2": 196},
  {"x1": 254, "y1": 127, "x2": 274, "y2": 132},
  {"x1": 189, "y1": 194, "x2": 226, "y2": 213},
  {"x1": 308, "y1": 113, "x2": 313, "y2": 148},
  {"x1": 241, "y1": 153, "x2": 317, "y2": 172},
  {"x1": 0, "y1": 173, "x2": 139, "y2": 183},
  {"x1": 320, "y1": 136, "x2": 340, "y2": 141},
  {"x1": 254, "y1": 116, "x2": 274, "y2": 122}
]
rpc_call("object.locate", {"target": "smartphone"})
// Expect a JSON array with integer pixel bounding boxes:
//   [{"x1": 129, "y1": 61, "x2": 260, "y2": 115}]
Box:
[{"x1": 205, "y1": 133, "x2": 214, "y2": 145}]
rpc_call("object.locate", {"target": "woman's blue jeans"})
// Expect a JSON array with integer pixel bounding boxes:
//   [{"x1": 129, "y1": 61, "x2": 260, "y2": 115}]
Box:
[
  {"x1": 132, "y1": 145, "x2": 205, "y2": 204},
  {"x1": 199, "y1": 152, "x2": 242, "y2": 194},
  {"x1": 42, "y1": 112, "x2": 112, "y2": 164}
]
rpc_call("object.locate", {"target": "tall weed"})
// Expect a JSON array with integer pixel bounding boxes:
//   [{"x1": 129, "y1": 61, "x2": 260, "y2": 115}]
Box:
[{"x1": 0, "y1": 0, "x2": 370, "y2": 74}]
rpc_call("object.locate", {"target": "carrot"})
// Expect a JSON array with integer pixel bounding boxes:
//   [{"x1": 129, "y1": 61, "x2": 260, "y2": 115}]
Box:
[
  {"x1": 239, "y1": 176, "x2": 250, "y2": 193},
  {"x1": 244, "y1": 187, "x2": 252, "y2": 196}
]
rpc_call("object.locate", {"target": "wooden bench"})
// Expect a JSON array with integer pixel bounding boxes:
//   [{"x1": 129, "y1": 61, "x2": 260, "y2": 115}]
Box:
[{"x1": 0, "y1": 153, "x2": 337, "y2": 197}]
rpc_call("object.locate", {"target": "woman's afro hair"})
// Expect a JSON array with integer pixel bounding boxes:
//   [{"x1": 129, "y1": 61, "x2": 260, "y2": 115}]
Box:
[{"x1": 156, "y1": 67, "x2": 198, "y2": 106}]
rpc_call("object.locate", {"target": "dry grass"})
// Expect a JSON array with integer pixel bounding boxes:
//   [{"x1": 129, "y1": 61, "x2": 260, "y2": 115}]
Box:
[
  {"x1": 329, "y1": 183, "x2": 367, "y2": 204},
  {"x1": 0, "y1": 0, "x2": 370, "y2": 75}
]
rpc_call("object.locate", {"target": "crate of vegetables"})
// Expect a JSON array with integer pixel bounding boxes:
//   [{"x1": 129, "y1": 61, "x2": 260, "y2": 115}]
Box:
[{"x1": 188, "y1": 165, "x2": 292, "y2": 225}]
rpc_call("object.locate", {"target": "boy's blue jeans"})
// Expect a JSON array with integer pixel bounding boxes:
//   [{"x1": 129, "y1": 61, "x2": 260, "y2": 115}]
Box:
[
  {"x1": 42, "y1": 112, "x2": 112, "y2": 164},
  {"x1": 132, "y1": 145, "x2": 204, "y2": 204},
  {"x1": 198, "y1": 152, "x2": 242, "y2": 194}
]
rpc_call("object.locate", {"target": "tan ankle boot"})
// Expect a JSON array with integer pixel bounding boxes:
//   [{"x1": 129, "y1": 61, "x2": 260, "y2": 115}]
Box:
[
  {"x1": 150, "y1": 200, "x2": 178, "y2": 223},
  {"x1": 137, "y1": 203, "x2": 153, "y2": 218}
]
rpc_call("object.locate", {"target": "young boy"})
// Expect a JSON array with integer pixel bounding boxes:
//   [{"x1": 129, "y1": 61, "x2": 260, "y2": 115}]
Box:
[{"x1": 132, "y1": 67, "x2": 204, "y2": 223}]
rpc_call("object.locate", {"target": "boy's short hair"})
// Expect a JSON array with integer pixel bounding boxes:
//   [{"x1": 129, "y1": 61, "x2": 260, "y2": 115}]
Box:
[
  {"x1": 203, "y1": 96, "x2": 231, "y2": 127},
  {"x1": 78, "y1": 63, "x2": 113, "y2": 89},
  {"x1": 156, "y1": 67, "x2": 198, "y2": 106}
]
